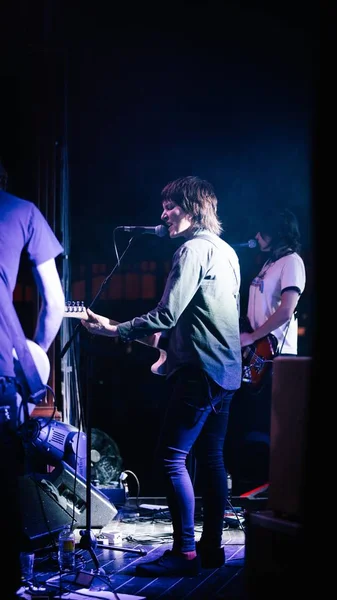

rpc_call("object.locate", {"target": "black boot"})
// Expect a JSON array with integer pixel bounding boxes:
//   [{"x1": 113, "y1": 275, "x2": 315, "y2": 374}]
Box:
[
  {"x1": 135, "y1": 551, "x2": 201, "y2": 577},
  {"x1": 196, "y1": 540, "x2": 225, "y2": 568}
]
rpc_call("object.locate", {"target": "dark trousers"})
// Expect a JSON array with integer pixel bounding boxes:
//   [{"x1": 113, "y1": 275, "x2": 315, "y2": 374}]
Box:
[
  {"x1": 158, "y1": 366, "x2": 234, "y2": 552},
  {"x1": 224, "y1": 369, "x2": 273, "y2": 493},
  {"x1": 0, "y1": 377, "x2": 23, "y2": 597},
  {"x1": 225, "y1": 354, "x2": 297, "y2": 494}
]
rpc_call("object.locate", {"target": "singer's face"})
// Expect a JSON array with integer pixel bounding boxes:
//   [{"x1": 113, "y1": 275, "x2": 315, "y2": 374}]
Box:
[
  {"x1": 256, "y1": 231, "x2": 272, "y2": 251},
  {"x1": 161, "y1": 200, "x2": 193, "y2": 238}
]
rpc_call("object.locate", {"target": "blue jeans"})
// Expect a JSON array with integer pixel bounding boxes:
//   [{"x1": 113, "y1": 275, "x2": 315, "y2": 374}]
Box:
[{"x1": 159, "y1": 366, "x2": 234, "y2": 553}]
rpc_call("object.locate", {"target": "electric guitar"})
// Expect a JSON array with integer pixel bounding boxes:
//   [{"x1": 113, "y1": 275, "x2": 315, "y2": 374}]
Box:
[
  {"x1": 241, "y1": 334, "x2": 278, "y2": 389},
  {"x1": 13, "y1": 340, "x2": 50, "y2": 425},
  {"x1": 64, "y1": 301, "x2": 167, "y2": 376},
  {"x1": 240, "y1": 316, "x2": 278, "y2": 389}
]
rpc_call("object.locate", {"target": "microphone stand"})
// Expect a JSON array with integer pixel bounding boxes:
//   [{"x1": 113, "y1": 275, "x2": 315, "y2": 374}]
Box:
[{"x1": 60, "y1": 236, "x2": 147, "y2": 573}]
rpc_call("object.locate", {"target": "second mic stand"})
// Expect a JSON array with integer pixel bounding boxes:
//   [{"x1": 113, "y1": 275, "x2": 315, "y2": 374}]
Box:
[{"x1": 60, "y1": 236, "x2": 147, "y2": 572}]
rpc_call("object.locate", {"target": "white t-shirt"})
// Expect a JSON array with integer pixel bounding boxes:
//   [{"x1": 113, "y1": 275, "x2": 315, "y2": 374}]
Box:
[{"x1": 247, "y1": 253, "x2": 306, "y2": 354}]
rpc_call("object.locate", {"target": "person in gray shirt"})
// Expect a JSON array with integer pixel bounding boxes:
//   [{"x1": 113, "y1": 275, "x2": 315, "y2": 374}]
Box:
[{"x1": 81, "y1": 175, "x2": 242, "y2": 576}]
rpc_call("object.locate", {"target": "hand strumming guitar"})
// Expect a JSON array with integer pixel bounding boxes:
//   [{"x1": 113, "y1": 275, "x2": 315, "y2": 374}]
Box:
[{"x1": 81, "y1": 307, "x2": 119, "y2": 337}]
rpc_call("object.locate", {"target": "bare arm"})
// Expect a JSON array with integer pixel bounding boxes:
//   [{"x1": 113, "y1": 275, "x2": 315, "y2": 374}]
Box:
[
  {"x1": 32, "y1": 258, "x2": 65, "y2": 352},
  {"x1": 240, "y1": 290, "x2": 300, "y2": 347}
]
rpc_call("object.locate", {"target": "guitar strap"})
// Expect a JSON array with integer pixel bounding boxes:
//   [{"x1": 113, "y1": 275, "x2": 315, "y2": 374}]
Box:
[{"x1": 2, "y1": 290, "x2": 47, "y2": 406}]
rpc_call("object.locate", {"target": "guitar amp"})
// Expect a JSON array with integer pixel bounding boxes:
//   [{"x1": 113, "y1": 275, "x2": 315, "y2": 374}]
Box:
[{"x1": 268, "y1": 356, "x2": 312, "y2": 521}]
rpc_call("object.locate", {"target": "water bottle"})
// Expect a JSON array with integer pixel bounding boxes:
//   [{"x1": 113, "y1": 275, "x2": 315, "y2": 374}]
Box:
[
  {"x1": 58, "y1": 525, "x2": 76, "y2": 572},
  {"x1": 227, "y1": 472, "x2": 232, "y2": 503}
]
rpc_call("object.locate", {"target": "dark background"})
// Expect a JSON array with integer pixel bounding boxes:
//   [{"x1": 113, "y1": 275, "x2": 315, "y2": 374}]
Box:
[{"x1": 1, "y1": 0, "x2": 318, "y2": 495}]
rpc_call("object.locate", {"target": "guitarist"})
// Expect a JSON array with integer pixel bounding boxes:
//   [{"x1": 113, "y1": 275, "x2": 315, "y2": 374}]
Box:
[
  {"x1": 0, "y1": 160, "x2": 65, "y2": 599},
  {"x1": 226, "y1": 208, "x2": 306, "y2": 491},
  {"x1": 81, "y1": 176, "x2": 242, "y2": 577}
]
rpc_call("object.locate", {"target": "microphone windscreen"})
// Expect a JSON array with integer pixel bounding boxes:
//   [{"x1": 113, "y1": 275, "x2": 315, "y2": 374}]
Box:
[{"x1": 155, "y1": 225, "x2": 168, "y2": 237}]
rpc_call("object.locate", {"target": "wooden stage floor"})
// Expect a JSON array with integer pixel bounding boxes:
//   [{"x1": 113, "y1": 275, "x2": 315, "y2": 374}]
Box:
[{"x1": 18, "y1": 499, "x2": 247, "y2": 599}]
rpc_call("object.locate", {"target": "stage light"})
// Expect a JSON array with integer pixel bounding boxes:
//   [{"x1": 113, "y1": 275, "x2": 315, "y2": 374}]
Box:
[{"x1": 22, "y1": 417, "x2": 87, "y2": 478}]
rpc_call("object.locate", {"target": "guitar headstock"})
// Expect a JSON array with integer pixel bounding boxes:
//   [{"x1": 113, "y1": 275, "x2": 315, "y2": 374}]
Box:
[{"x1": 64, "y1": 301, "x2": 88, "y2": 320}]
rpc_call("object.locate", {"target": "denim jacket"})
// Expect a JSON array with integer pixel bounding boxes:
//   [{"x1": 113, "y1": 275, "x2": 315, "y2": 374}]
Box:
[{"x1": 117, "y1": 230, "x2": 242, "y2": 390}]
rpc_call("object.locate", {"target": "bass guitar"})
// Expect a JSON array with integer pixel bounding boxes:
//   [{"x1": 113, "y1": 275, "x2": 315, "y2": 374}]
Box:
[
  {"x1": 13, "y1": 340, "x2": 50, "y2": 425},
  {"x1": 64, "y1": 301, "x2": 167, "y2": 376}
]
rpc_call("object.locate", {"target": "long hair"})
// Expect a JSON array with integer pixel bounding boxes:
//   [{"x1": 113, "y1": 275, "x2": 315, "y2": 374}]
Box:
[
  {"x1": 258, "y1": 208, "x2": 302, "y2": 260},
  {"x1": 161, "y1": 175, "x2": 222, "y2": 235}
]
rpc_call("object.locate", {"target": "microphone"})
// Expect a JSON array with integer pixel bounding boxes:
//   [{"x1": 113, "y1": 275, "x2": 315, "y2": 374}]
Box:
[
  {"x1": 231, "y1": 239, "x2": 257, "y2": 249},
  {"x1": 116, "y1": 225, "x2": 168, "y2": 237}
]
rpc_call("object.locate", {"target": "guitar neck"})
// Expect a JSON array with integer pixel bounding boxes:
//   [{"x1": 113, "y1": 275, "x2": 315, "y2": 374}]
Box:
[
  {"x1": 64, "y1": 303, "x2": 160, "y2": 351},
  {"x1": 64, "y1": 302, "x2": 167, "y2": 376}
]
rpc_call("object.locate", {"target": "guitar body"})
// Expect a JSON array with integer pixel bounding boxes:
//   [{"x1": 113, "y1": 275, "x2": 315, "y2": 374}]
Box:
[
  {"x1": 149, "y1": 345, "x2": 167, "y2": 376},
  {"x1": 241, "y1": 333, "x2": 278, "y2": 390},
  {"x1": 64, "y1": 301, "x2": 167, "y2": 376},
  {"x1": 13, "y1": 340, "x2": 50, "y2": 424}
]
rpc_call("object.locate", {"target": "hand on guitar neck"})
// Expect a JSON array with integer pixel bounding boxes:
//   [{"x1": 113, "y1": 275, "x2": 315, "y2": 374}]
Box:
[{"x1": 64, "y1": 301, "x2": 167, "y2": 376}]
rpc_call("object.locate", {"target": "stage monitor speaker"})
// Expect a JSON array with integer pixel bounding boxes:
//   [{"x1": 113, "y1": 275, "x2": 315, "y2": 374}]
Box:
[
  {"x1": 19, "y1": 461, "x2": 118, "y2": 551},
  {"x1": 268, "y1": 356, "x2": 312, "y2": 522},
  {"x1": 19, "y1": 472, "x2": 73, "y2": 551}
]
